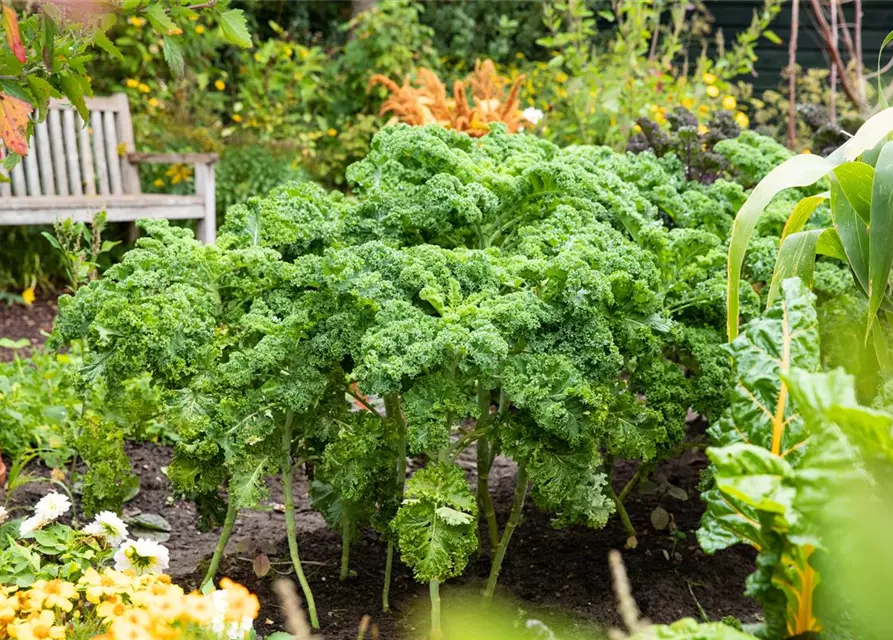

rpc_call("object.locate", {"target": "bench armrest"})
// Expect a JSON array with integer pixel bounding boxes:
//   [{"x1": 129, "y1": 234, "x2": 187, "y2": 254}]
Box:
[{"x1": 127, "y1": 152, "x2": 219, "y2": 165}]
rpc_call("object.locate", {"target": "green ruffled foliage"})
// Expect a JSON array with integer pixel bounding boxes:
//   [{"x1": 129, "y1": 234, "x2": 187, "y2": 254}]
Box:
[
  {"x1": 391, "y1": 462, "x2": 478, "y2": 583},
  {"x1": 54, "y1": 123, "x2": 782, "y2": 598}
]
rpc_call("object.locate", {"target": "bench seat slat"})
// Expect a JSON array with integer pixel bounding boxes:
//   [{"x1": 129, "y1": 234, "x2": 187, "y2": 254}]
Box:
[
  {"x1": 0, "y1": 194, "x2": 206, "y2": 225},
  {"x1": 24, "y1": 136, "x2": 41, "y2": 195},
  {"x1": 49, "y1": 110, "x2": 70, "y2": 196}
]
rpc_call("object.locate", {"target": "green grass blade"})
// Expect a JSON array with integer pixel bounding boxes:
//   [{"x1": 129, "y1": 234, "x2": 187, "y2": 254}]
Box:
[
  {"x1": 766, "y1": 229, "x2": 826, "y2": 308},
  {"x1": 833, "y1": 162, "x2": 875, "y2": 223},
  {"x1": 867, "y1": 142, "x2": 893, "y2": 338}
]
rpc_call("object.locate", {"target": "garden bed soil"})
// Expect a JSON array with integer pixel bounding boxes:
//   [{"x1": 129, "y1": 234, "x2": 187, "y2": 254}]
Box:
[
  {"x1": 7, "y1": 441, "x2": 759, "y2": 639},
  {"x1": 0, "y1": 294, "x2": 58, "y2": 360}
]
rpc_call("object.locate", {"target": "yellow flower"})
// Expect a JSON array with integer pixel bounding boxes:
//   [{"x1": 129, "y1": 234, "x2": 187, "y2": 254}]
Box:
[
  {"x1": 734, "y1": 111, "x2": 750, "y2": 128},
  {"x1": 27, "y1": 580, "x2": 77, "y2": 612},
  {"x1": 698, "y1": 104, "x2": 710, "y2": 115},
  {"x1": 722, "y1": 95, "x2": 737, "y2": 110},
  {"x1": 232, "y1": 114, "x2": 243, "y2": 123},
  {"x1": 137, "y1": 83, "x2": 150, "y2": 94},
  {"x1": 220, "y1": 578, "x2": 260, "y2": 623},
  {"x1": 698, "y1": 123, "x2": 709, "y2": 135},
  {"x1": 153, "y1": 178, "x2": 164, "y2": 188},
  {"x1": 128, "y1": 16, "x2": 146, "y2": 28},
  {"x1": 22, "y1": 287, "x2": 35, "y2": 305},
  {"x1": 632, "y1": 124, "x2": 642, "y2": 134},
  {"x1": 706, "y1": 85, "x2": 720, "y2": 98},
  {"x1": 327, "y1": 128, "x2": 338, "y2": 137},
  {"x1": 702, "y1": 72, "x2": 717, "y2": 85},
  {"x1": 802, "y1": 148, "x2": 812, "y2": 155},
  {"x1": 681, "y1": 97, "x2": 694, "y2": 109},
  {"x1": 125, "y1": 79, "x2": 139, "y2": 89},
  {"x1": 215, "y1": 80, "x2": 226, "y2": 91},
  {"x1": 147, "y1": 98, "x2": 159, "y2": 108},
  {"x1": 13, "y1": 609, "x2": 66, "y2": 640},
  {"x1": 194, "y1": 25, "x2": 205, "y2": 34}
]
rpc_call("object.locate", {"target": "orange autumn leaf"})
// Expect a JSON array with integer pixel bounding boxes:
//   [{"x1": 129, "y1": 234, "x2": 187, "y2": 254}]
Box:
[
  {"x1": 2, "y1": 3, "x2": 26, "y2": 63},
  {"x1": 0, "y1": 92, "x2": 32, "y2": 156}
]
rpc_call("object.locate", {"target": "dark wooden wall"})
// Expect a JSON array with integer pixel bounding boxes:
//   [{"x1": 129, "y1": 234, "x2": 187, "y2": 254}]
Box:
[{"x1": 705, "y1": 0, "x2": 893, "y2": 91}]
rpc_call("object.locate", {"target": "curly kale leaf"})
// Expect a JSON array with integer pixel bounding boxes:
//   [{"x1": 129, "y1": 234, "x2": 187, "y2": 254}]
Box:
[
  {"x1": 219, "y1": 180, "x2": 346, "y2": 260},
  {"x1": 392, "y1": 462, "x2": 478, "y2": 583}
]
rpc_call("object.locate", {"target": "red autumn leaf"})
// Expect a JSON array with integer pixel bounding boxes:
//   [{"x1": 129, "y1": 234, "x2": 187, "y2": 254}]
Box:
[
  {"x1": 1, "y1": 3, "x2": 26, "y2": 63},
  {"x1": 0, "y1": 92, "x2": 32, "y2": 156}
]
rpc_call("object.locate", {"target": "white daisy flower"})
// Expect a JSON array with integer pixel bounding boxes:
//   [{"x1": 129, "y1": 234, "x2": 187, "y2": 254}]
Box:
[
  {"x1": 33, "y1": 492, "x2": 71, "y2": 524},
  {"x1": 83, "y1": 511, "x2": 129, "y2": 546},
  {"x1": 19, "y1": 514, "x2": 48, "y2": 536},
  {"x1": 114, "y1": 538, "x2": 170, "y2": 575},
  {"x1": 522, "y1": 106, "x2": 544, "y2": 125},
  {"x1": 0, "y1": 506, "x2": 8, "y2": 526}
]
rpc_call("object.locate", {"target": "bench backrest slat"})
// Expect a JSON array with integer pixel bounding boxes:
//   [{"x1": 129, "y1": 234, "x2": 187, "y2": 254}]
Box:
[
  {"x1": 23, "y1": 137, "x2": 41, "y2": 195},
  {"x1": 77, "y1": 114, "x2": 97, "y2": 196},
  {"x1": 35, "y1": 121, "x2": 55, "y2": 196},
  {"x1": 103, "y1": 110, "x2": 123, "y2": 195},
  {"x1": 48, "y1": 110, "x2": 70, "y2": 196},
  {"x1": 63, "y1": 110, "x2": 83, "y2": 197},
  {"x1": 0, "y1": 93, "x2": 139, "y2": 199}
]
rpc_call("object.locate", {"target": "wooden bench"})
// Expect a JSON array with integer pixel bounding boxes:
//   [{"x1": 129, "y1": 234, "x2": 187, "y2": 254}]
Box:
[{"x1": 0, "y1": 93, "x2": 218, "y2": 243}]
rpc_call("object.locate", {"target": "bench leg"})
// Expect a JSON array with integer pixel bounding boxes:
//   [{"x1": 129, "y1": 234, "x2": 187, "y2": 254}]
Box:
[{"x1": 194, "y1": 163, "x2": 216, "y2": 244}]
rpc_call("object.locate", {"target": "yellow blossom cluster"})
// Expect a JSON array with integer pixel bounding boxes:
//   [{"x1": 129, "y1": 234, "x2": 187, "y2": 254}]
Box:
[{"x1": 0, "y1": 570, "x2": 259, "y2": 640}]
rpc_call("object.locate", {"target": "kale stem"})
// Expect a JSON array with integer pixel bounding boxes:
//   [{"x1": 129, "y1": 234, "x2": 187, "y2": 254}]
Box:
[
  {"x1": 340, "y1": 519, "x2": 351, "y2": 581},
  {"x1": 430, "y1": 579, "x2": 442, "y2": 640},
  {"x1": 476, "y1": 383, "x2": 500, "y2": 554},
  {"x1": 281, "y1": 410, "x2": 319, "y2": 629},
  {"x1": 201, "y1": 497, "x2": 238, "y2": 589},
  {"x1": 382, "y1": 394, "x2": 407, "y2": 612},
  {"x1": 618, "y1": 462, "x2": 652, "y2": 504},
  {"x1": 382, "y1": 540, "x2": 394, "y2": 613},
  {"x1": 607, "y1": 456, "x2": 637, "y2": 547},
  {"x1": 484, "y1": 462, "x2": 528, "y2": 598},
  {"x1": 477, "y1": 437, "x2": 500, "y2": 554}
]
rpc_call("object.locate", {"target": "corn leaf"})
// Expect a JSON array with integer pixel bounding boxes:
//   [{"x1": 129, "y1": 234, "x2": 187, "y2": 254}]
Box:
[
  {"x1": 867, "y1": 142, "x2": 893, "y2": 338},
  {"x1": 831, "y1": 173, "x2": 870, "y2": 293},
  {"x1": 766, "y1": 229, "x2": 826, "y2": 308},
  {"x1": 833, "y1": 162, "x2": 874, "y2": 223},
  {"x1": 779, "y1": 193, "x2": 828, "y2": 243},
  {"x1": 727, "y1": 107, "x2": 893, "y2": 340}
]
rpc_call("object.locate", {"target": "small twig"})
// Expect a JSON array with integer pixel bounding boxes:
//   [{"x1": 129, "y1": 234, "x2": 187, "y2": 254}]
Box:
[
  {"x1": 809, "y1": 0, "x2": 867, "y2": 111},
  {"x1": 788, "y1": 0, "x2": 801, "y2": 149}
]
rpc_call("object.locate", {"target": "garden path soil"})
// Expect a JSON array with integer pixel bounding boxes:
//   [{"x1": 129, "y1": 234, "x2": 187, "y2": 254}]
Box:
[{"x1": 8, "y1": 442, "x2": 759, "y2": 639}]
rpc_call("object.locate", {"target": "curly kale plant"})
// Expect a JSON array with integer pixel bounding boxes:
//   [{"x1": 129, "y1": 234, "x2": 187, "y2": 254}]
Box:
[{"x1": 54, "y1": 123, "x2": 779, "y2": 633}]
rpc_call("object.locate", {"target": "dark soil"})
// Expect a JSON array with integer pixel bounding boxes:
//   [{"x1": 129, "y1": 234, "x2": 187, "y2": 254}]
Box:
[
  {"x1": 0, "y1": 293, "x2": 59, "y2": 360},
  {"x1": 6, "y1": 441, "x2": 759, "y2": 639}
]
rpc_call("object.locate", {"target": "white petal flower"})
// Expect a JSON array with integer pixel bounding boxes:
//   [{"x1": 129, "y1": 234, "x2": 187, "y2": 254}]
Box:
[
  {"x1": 0, "y1": 507, "x2": 8, "y2": 526},
  {"x1": 83, "y1": 511, "x2": 129, "y2": 546},
  {"x1": 114, "y1": 538, "x2": 170, "y2": 575},
  {"x1": 522, "y1": 106, "x2": 544, "y2": 125},
  {"x1": 19, "y1": 515, "x2": 48, "y2": 536},
  {"x1": 33, "y1": 492, "x2": 71, "y2": 524}
]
